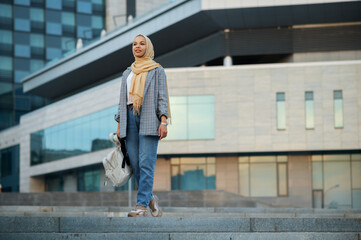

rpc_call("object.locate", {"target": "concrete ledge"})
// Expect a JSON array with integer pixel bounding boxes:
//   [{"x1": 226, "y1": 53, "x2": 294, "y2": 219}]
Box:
[
  {"x1": 0, "y1": 232, "x2": 360, "y2": 240},
  {"x1": 1, "y1": 216, "x2": 361, "y2": 233}
]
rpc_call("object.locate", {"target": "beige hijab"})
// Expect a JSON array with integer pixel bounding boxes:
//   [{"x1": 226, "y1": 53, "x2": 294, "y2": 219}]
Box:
[{"x1": 129, "y1": 34, "x2": 171, "y2": 122}]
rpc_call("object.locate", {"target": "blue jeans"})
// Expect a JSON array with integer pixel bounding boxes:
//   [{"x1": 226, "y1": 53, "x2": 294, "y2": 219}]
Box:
[{"x1": 126, "y1": 105, "x2": 159, "y2": 207}]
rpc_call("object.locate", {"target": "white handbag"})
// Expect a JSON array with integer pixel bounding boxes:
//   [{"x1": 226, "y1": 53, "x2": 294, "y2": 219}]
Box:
[{"x1": 103, "y1": 133, "x2": 132, "y2": 187}]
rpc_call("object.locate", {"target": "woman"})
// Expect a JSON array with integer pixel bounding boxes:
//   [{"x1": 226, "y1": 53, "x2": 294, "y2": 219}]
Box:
[{"x1": 115, "y1": 34, "x2": 170, "y2": 217}]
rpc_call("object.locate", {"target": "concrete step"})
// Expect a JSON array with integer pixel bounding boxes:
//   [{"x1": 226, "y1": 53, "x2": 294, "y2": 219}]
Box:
[
  {"x1": 0, "y1": 232, "x2": 360, "y2": 240},
  {"x1": 1, "y1": 216, "x2": 360, "y2": 233}
]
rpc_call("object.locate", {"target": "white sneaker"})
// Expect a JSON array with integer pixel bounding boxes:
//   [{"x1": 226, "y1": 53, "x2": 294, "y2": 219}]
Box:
[
  {"x1": 149, "y1": 195, "x2": 162, "y2": 217},
  {"x1": 128, "y1": 204, "x2": 148, "y2": 217}
]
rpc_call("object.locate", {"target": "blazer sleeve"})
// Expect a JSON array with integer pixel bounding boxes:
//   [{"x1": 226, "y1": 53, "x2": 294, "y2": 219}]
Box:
[{"x1": 156, "y1": 67, "x2": 169, "y2": 120}]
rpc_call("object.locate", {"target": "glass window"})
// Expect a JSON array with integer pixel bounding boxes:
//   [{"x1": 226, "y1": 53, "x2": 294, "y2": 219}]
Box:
[
  {"x1": 30, "y1": 106, "x2": 117, "y2": 165},
  {"x1": 63, "y1": 0, "x2": 75, "y2": 10},
  {"x1": 276, "y1": 92, "x2": 286, "y2": 130},
  {"x1": 352, "y1": 190, "x2": 361, "y2": 209},
  {"x1": 0, "y1": 56, "x2": 13, "y2": 82},
  {"x1": 46, "y1": 35, "x2": 62, "y2": 60},
  {"x1": 45, "y1": 174, "x2": 63, "y2": 191},
  {"x1": 305, "y1": 91, "x2": 314, "y2": 129},
  {"x1": 78, "y1": 167, "x2": 100, "y2": 192},
  {"x1": 188, "y1": 95, "x2": 215, "y2": 139},
  {"x1": 351, "y1": 161, "x2": 361, "y2": 189},
  {"x1": 77, "y1": 14, "x2": 92, "y2": 39},
  {"x1": 62, "y1": 12, "x2": 75, "y2": 36},
  {"x1": 15, "y1": 0, "x2": 30, "y2": 6},
  {"x1": 92, "y1": 0, "x2": 104, "y2": 14},
  {"x1": 167, "y1": 95, "x2": 215, "y2": 141},
  {"x1": 250, "y1": 156, "x2": 276, "y2": 163},
  {"x1": 30, "y1": 8, "x2": 44, "y2": 32},
  {"x1": 239, "y1": 163, "x2": 249, "y2": 196},
  {"x1": 31, "y1": 0, "x2": 44, "y2": 7},
  {"x1": 0, "y1": 145, "x2": 20, "y2": 192},
  {"x1": 324, "y1": 161, "x2": 351, "y2": 209},
  {"x1": 250, "y1": 163, "x2": 277, "y2": 197},
  {"x1": 312, "y1": 161, "x2": 323, "y2": 189},
  {"x1": 30, "y1": 33, "x2": 44, "y2": 58},
  {"x1": 278, "y1": 163, "x2": 288, "y2": 196},
  {"x1": 46, "y1": 0, "x2": 62, "y2": 9},
  {"x1": 0, "y1": 82, "x2": 12, "y2": 108},
  {"x1": 77, "y1": 0, "x2": 92, "y2": 14},
  {"x1": 14, "y1": 32, "x2": 30, "y2": 58},
  {"x1": 46, "y1": 10, "x2": 62, "y2": 35},
  {"x1": 334, "y1": 90, "x2": 343, "y2": 128},
  {"x1": 0, "y1": 30, "x2": 12, "y2": 56},
  {"x1": 15, "y1": 96, "x2": 31, "y2": 111},
  {"x1": 14, "y1": 58, "x2": 30, "y2": 83},
  {"x1": 171, "y1": 157, "x2": 216, "y2": 190},
  {"x1": 0, "y1": 109, "x2": 13, "y2": 131},
  {"x1": 14, "y1": 6, "x2": 30, "y2": 32},
  {"x1": 62, "y1": 37, "x2": 75, "y2": 52},
  {"x1": 92, "y1": 15, "x2": 103, "y2": 29},
  {"x1": 30, "y1": 59, "x2": 44, "y2": 73},
  {"x1": 0, "y1": 4, "x2": 12, "y2": 29}
]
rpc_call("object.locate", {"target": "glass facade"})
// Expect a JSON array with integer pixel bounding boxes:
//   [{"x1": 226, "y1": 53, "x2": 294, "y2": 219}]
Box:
[
  {"x1": 0, "y1": 145, "x2": 20, "y2": 192},
  {"x1": 305, "y1": 91, "x2": 314, "y2": 129},
  {"x1": 167, "y1": 95, "x2": 215, "y2": 140},
  {"x1": 171, "y1": 157, "x2": 216, "y2": 190},
  {"x1": 238, "y1": 155, "x2": 288, "y2": 197},
  {"x1": 31, "y1": 106, "x2": 116, "y2": 166},
  {"x1": 44, "y1": 164, "x2": 135, "y2": 192},
  {"x1": 334, "y1": 90, "x2": 343, "y2": 128},
  {"x1": 0, "y1": 1, "x2": 105, "y2": 131},
  {"x1": 312, "y1": 153, "x2": 361, "y2": 209},
  {"x1": 276, "y1": 92, "x2": 286, "y2": 130}
]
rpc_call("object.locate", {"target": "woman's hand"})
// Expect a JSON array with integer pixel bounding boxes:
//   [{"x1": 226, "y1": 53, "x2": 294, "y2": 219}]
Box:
[
  {"x1": 158, "y1": 124, "x2": 167, "y2": 140},
  {"x1": 116, "y1": 123, "x2": 120, "y2": 139}
]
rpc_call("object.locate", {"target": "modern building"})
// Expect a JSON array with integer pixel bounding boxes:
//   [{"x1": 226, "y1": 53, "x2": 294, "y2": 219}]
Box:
[{"x1": 0, "y1": 0, "x2": 360, "y2": 209}]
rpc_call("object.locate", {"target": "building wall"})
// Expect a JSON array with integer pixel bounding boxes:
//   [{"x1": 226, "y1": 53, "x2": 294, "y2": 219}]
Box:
[
  {"x1": 153, "y1": 158, "x2": 171, "y2": 191},
  {"x1": 1, "y1": 60, "x2": 359, "y2": 192}
]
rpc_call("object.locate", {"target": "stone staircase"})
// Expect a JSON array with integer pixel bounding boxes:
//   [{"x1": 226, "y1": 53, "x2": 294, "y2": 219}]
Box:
[{"x1": 1, "y1": 206, "x2": 360, "y2": 239}]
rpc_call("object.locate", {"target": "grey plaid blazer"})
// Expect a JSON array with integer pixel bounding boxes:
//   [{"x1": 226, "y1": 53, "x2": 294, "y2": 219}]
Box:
[{"x1": 115, "y1": 66, "x2": 169, "y2": 137}]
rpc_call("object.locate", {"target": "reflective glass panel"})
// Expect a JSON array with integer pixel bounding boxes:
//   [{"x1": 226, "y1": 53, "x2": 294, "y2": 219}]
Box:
[
  {"x1": 0, "y1": 29, "x2": 12, "y2": 56},
  {"x1": 312, "y1": 161, "x2": 323, "y2": 189},
  {"x1": 276, "y1": 92, "x2": 286, "y2": 130},
  {"x1": 352, "y1": 190, "x2": 361, "y2": 209},
  {"x1": 14, "y1": 6, "x2": 30, "y2": 31},
  {"x1": 14, "y1": 58, "x2": 30, "y2": 83},
  {"x1": 352, "y1": 154, "x2": 361, "y2": 161},
  {"x1": 0, "y1": 56, "x2": 12, "y2": 81},
  {"x1": 46, "y1": 10, "x2": 62, "y2": 35},
  {"x1": 239, "y1": 163, "x2": 249, "y2": 196},
  {"x1": 277, "y1": 155, "x2": 288, "y2": 162},
  {"x1": 180, "y1": 164, "x2": 206, "y2": 190},
  {"x1": 351, "y1": 161, "x2": 361, "y2": 189},
  {"x1": 30, "y1": 59, "x2": 44, "y2": 73},
  {"x1": 0, "y1": 145, "x2": 20, "y2": 192},
  {"x1": 324, "y1": 161, "x2": 351, "y2": 209},
  {"x1": 77, "y1": 0, "x2": 92, "y2": 14},
  {"x1": 46, "y1": 0, "x2": 62, "y2": 9},
  {"x1": 323, "y1": 154, "x2": 350, "y2": 161},
  {"x1": 188, "y1": 95, "x2": 214, "y2": 139},
  {"x1": 14, "y1": 32, "x2": 30, "y2": 58},
  {"x1": 278, "y1": 163, "x2": 288, "y2": 196},
  {"x1": 312, "y1": 155, "x2": 322, "y2": 162},
  {"x1": 167, "y1": 96, "x2": 187, "y2": 140},
  {"x1": 15, "y1": 0, "x2": 30, "y2": 5},
  {"x1": 305, "y1": 91, "x2": 314, "y2": 129},
  {"x1": 250, "y1": 163, "x2": 277, "y2": 197},
  {"x1": 238, "y1": 156, "x2": 249, "y2": 163},
  {"x1": 250, "y1": 156, "x2": 276, "y2": 163},
  {"x1": 334, "y1": 90, "x2": 343, "y2": 128},
  {"x1": 171, "y1": 165, "x2": 180, "y2": 190},
  {"x1": 30, "y1": 106, "x2": 117, "y2": 165}
]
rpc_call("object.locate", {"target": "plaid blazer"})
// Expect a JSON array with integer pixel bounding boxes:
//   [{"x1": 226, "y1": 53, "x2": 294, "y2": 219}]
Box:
[{"x1": 115, "y1": 66, "x2": 169, "y2": 137}]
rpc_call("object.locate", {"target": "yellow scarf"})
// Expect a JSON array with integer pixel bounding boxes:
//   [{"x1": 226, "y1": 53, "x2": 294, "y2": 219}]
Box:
[{"x1": 129, "y1": 35, "x2": 171, "y2": 122}]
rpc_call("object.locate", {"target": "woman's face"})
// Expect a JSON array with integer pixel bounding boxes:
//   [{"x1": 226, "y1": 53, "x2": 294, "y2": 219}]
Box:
[{"x1": 133, "y1": 35, "x2": 146, "y2": 57}]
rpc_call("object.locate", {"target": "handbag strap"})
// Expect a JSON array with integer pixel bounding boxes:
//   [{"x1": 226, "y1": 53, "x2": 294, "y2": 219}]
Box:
[{"x1": 109, "y1": 133, "x2": 130, "y2": 167}]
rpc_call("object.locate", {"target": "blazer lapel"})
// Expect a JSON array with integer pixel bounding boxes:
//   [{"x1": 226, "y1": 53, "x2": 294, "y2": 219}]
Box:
[{"x1": 143, "y1": 69, "x2": 155, "y2": 95}]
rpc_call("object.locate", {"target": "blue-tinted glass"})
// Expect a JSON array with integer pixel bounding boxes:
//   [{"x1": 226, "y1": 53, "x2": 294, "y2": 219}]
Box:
[
  {"x1": 0, "y1": 4, "x2": 12, "y2": 29},
  {"x1": 46, "y1": 0, "x2": 62, "y2": 9},
  {"x1": 15, "y1": 96, "x2": 31, "y2": 111},
  {"x1": 0, "y1": 145, "x2": 20, "y2": 192},
  {"x1": 305, "y1": 91, "x2": 314, "y2": 129},
  {"x1": 46, "y1": 10, "x2": 62, "y2": 35},
  {"x1": 30, "y1": 106, "x2": 117, "y2": 165},
  {"x1": 62, "y1": 12, "x2": 75, "y2": 35},
  {"x1": 91, "y1": 15, "x2": 103, "y2": 29},
  {"x1": 188, "y1": 95, "x2": 214, "y2": 140},
  {"x1": 0, "y1": 56, "x2": 13, "y2": 81},
  {"x1": 63, "y1": 0, "x2": 75, "y2": 10},
  {"x1": 0, "y1": 4, "x2": 12, "y2": 18},
  {"x1": 46, "y1": 35, "x2": 62, "y2": 60},
  {"x1": 0, "y1": 30, "x2": 12, "y2": 56},
  {"x1": 15, "y1": 0, "x2": 30, "y2": 5},
  {"x1": 61, "y1": 37, "x2": 75, "y2": 52},
  {"x1": 30, "y1": 8, "x2": 44, "y2": 22},
  {"x1": 14, "y1": 58, "x2": 30, "y2": 83},
  {"x1": 77, "y1": 14, "x2": 92, "y2": 39},
  {"x1": 180, "y1": 164, "x2": 206, "y2": 190},
  {"x1": 334, "y1": 90, "x2": 343, "y2": 128},
  {"x1": 167, "y1": 96, "x2": 187, "y2": 140},
  {"x1": 78, "y1": 168, "x2": 100, "y2": 192},
  {"x1": 77, "y1": 0, "x2": 92, "y2": 14},
  {"x1": 30, "y1": 59, "x2": 44, "y2": 73},
  {"x1": 276, "y1": 92, "x2": 286, "y2": 130},
  {"x1": 0, "y1": 82, "x2": 12, "y2": 107},
  {"x1": 92, "y1": 0, "x2": 103, "y2": 14},
  {"x1": 30, "y1": 33, "x2": 44, "y2": 57},
  {"x1": 14, "y1": 6, "x2": 30, "y2": 31}
]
